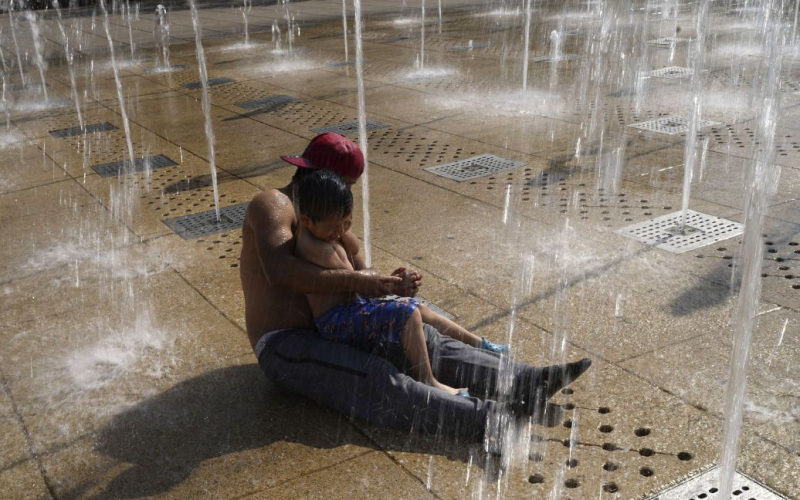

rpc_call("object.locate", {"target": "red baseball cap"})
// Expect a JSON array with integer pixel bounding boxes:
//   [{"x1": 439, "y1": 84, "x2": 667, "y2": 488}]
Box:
[{"x1": 281, "y1": 132, "x2": 365, "y2": 179}]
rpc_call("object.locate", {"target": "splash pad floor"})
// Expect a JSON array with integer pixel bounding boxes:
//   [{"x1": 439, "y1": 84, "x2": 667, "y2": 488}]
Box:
[{"x1": 1, "y1": 0, "x2": 799, "y2": 498}]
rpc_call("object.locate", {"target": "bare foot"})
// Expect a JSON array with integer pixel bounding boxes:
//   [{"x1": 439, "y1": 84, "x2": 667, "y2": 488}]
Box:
[{"x1": 433, "y1": 381, "x2": 468, "y2": 396}]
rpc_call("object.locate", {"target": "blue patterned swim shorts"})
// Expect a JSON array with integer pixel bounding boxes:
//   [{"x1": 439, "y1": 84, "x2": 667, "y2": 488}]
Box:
[{"x1": 315, "y1": 296, "x2": 420, "y2": 351}]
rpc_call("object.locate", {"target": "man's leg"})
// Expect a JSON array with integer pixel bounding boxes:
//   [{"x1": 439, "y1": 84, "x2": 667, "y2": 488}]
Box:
[
  {"x1": 420, "y1": 325, "x2": 592, "y2": 415},
  {"x1": 258, "y1": 329, "x2": 498, "y2": 439}
]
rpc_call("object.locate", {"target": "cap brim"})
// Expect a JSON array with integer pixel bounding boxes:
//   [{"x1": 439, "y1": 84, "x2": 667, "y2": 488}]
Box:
[{"x1": 280, "y1": 155, "x2": 316, "y2": 169}]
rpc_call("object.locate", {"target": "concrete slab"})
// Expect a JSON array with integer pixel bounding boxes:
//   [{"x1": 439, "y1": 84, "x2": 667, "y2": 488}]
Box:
[
  {"x1": 39, "y1": 358, "x2": 375, "y2": 498},
  {"x1": 0, "y1": 459, "x2": 51, "y2": 500},
  {"x1": 0, "y1": 179, "x2": 95, "y2": 222}
]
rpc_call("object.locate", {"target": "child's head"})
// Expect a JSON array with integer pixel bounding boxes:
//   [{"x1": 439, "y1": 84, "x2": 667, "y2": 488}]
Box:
[{"x1": 298, "y1": 169, "x2": 354, "y2": 242}]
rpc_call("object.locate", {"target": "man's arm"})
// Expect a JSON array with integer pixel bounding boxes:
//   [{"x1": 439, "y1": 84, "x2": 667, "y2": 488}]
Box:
[
  {"x1": 298, "y1": 230, "x2": 352, "y2": 272},
  {"x1": 340, "y1": 229, "x2": 422, "y2": 295},
  {"x1": 246, "y1": 191, "x2": 400, "y2": 296}
]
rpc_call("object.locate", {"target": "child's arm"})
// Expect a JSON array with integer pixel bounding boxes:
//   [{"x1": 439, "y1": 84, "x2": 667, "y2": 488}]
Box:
[
  {"x1": 340, "y1": 230, "x2": 367, "y2": 271},
  {"x1": 297, "y1": 228, "x2": 353, "y2": 271}
]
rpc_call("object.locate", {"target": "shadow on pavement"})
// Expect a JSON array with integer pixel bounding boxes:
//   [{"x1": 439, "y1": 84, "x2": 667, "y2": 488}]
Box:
[{"x1": 63, "y1": 363, "x2": 490, "y2": 499}]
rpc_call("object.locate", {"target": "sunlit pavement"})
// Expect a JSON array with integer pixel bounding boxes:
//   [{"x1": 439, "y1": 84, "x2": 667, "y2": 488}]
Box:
[{"x1": 0, "y1": 0, "x2": 798, "y2": 498}]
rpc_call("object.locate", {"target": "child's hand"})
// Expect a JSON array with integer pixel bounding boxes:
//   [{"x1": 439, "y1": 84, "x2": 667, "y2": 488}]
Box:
[{"x1": 391, "y1": 267, "x2": 423, "y2": 297}]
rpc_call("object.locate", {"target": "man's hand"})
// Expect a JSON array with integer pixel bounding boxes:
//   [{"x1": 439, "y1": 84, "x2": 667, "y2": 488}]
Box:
[
  {"x1": 354, "y1": 272, "x2": 404, "y2": 298},
  {"x1": 391, "y1": 267, "x2": 423, "y2": 297}
]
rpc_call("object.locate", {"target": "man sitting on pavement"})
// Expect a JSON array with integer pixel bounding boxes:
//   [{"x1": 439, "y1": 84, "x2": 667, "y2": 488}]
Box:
[{"x1": 239, "y1": 132, "x2": 591, "y2": 439}]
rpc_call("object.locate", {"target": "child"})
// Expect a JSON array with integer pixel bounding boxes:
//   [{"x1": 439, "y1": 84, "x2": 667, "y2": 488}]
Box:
[{"x1": 295, "y1": 169, "x2": 509, "y2": 397}]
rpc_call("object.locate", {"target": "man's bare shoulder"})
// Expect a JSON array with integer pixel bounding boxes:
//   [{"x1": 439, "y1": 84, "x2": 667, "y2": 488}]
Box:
[{"x1": 245, "y1": 189, "x2": 294, "y2": 227}]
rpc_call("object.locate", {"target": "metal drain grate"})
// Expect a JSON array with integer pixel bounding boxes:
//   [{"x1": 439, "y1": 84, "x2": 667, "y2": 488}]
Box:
[
  {"x1": 615, "y1": 210, "x2": 743, "y2": 253},
  {"x1": 449, "y1": 42, "x2": 491, "y2": 51},
  {"x1": 531, "y1": 54, "x2": 582, "y2": 62},
  {"x1": 648, "y1": 66, "x2": 693, "y2": 78},
  {"x1": 425, "y1": 154, "x2": 526, "y2": 182},
  {"x1": 328, "y1": 61, "x2": 357, "y2": 68},
  {"x1": 647, "y1": 37, "x2": 692, "y2": 45},
  {"x1": 164, "y1": 202, "x2": 249, "y2": 239},
  {"x1": 387, "y1": 35, "x2": 419, "y2": 42},
  {"x1": 144, "y1": 64, "x2": 187, "y2": 74},
  {"x1": 646, "y1": 465, "x2": 788, "y2": 499},
  {"x1": 49, "y1": 122, "x2": 117, "y2": 138},
  {"x1": 628, "y1": 116, "x2": 720, "y2": 135},
  {"x1": 235, "y1": 95, "x2": 300, "y2": 111},
  {"x1": 92, "y1": 154, "x2": 178, "y2": 177},
  {"x1": 311, "y1": 120, "x2": 389, "y2": 135},
  {"x1": 9, "y1": 82, "x2": 48, "y2": 91},
  {"x1": 384, "y1": 295, "x2": 454, "y2": 320},
  {"x1": 182, "y1": 77, "x2": 235, "y2": 90}
]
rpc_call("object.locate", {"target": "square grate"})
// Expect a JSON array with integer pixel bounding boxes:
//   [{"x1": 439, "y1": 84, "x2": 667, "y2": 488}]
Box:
[
  {"x1": 164, "y1": 202, "x2": 249, "y2": 239},
  {"x1": 49, "y1": 122, "x2": 117, "y2": 138},
  {"x1": 144, "y1": 64, "x2": 187, "y2": 74},
  {"x1": 235, "y1": 94, "x2": 300, "y2": 111},
  {"x1": 311, "y1": 119, "x2": 388, "y2": 135},
  {"x1": 648, "y1": 66, "x2": 693, "y2": 78},
  {"x1": 449, "y1": 42, "x2": 491, "y2": 51},
  {"x1": 424, "y1": 154, "x2": 526, "y2": 182},
  {"x1": 615, "y1": 210, "x2": 743, "y2": 253},
  {"x1": 9, "y1": 82, "x2": 48, "y2": 91},
  {"x1": 628, "y1": 115, "x2": 720, "y2": 135},
  {"x1": 531, "y1": 54, "x2": 582, "y2": 63},
  {"x1": 182, "y1": 77, "x2": 235, "y2": 90},
  {"x1": 387, "y1": 35, "x2": 419, "y2": 42},
  {"x1": 92, "y1": 154, "x2": 177, "y2": 177},
  {"x1": 647, "y1": 37, "x2": 692, "y2": 45},
  {"x1": 384, "y1": 295, "x2": 454, "y2": 320},
  {"x1": 646, "y1": 465, "x2": 788, "y2": 499}
]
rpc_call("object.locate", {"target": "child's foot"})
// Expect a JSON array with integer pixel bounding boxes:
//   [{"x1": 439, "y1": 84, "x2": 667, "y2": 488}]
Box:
[
  {"x1": 481, "y1": 337, "x2": 510, "y2": 354},
  {"x1": 434, "y1": 381, "x2": 469, "y2": 397}
]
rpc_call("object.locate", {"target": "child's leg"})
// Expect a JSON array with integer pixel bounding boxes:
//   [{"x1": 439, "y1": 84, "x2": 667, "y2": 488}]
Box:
[
  {"x1": 401, "y1": 308, "x2": 467, "y2": 396},
  {"x1": 417, "y1": 304, "x2": 482, "y2": 347}
]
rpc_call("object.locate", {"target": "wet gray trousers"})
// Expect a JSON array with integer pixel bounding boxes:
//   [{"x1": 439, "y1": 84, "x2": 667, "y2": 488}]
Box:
[{"x1": 257, "y1": 324, "x2": 532, "y2": 439}]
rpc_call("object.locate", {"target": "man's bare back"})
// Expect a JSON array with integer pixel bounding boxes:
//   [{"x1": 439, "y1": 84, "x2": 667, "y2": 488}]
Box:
[{"x1": 240, "y1": 187, "x2": 313, "y2": 350}]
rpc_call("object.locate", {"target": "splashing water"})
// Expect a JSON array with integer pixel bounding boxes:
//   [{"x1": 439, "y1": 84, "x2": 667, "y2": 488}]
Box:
[
  {"x1": 549, "y1": 30, "x2": 563, "y2": 61},
  {"x1": 241, "y1": 0, "x2": 252, "y2": 46},
  {"x1": 718, "y1": 0, "x2": 784, "y2": 495},
  {"x1": 53, "y1": 0, "x2": 83, "y2": 131},
  {"x1": 125, "y1": 0, "x2": 136, "y2": 60},
  {"x1": 522, "y1": 0, "x2": 533, "y2": 91},
  {"x1": 154, "y1": 4, "x2": 172, "y2": 69},
  {"x1": 341, "y1": 0, "x2": 349, "y2": 63},
  {"x1": 420, "y1": 0, "x2": 426, "y2": 70},
  {"x1": 188, "y1": 0, "x2": 221, "y2": 221},
  {"x1": 353, "y1": 0, "x2": 371, "y2": 267},
  {"x1": 7, "y1": 2, "x2": 26, "y2": 86},
  {"x1": 24, "y1": 11, "x2": 49, "y2": 102},
  {"x1": 99, "y1": 0, "x2": 136, "y2": 172}
]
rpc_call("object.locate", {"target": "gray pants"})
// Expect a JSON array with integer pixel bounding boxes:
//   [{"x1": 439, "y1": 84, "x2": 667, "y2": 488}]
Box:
[{"x1": 257, "y1": 324, "x2": 538, "y2": 439}]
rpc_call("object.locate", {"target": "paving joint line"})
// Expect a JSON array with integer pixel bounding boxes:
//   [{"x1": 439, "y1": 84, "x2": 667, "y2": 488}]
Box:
[
  {"x1": 0, "y1": 365, "x2": 58, "y2": 499},
  {"x1": 227, "y1": 450, "x2": 378, "y2": 500}
]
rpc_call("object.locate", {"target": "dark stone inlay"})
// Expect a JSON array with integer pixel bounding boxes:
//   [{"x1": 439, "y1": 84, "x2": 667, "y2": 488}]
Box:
[
  {"x1": 311, "y1": 119, "x2": 389, "y2": 136},
  {"x1": 164, "y1": 202, "x2": 249, "y2": 239},
  {"x1": 182, "y1": 77, "x2": 235, "y2": 89},
  {"x1": 235, "y1": 94, "x2": 300, "y2": 111},
  {"x1": 143, "y1": 64, "x2": 188, "y2": 75},
  {"x1": 92, "y1": 154, "x2": 178, "y2": 177},
  {"x1": 50, "y1": 121, "x2": 117, "y2": 138}
]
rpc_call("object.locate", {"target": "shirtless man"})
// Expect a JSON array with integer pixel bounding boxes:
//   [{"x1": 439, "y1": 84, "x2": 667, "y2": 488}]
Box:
[{"x1": 240, "y1": 133, "x2": 591, "y2": 438}]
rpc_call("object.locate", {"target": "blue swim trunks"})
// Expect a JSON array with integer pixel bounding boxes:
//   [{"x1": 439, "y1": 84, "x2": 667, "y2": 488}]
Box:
[{"x1": 315, "y1": 296, "x2": 420, "y2": 351}]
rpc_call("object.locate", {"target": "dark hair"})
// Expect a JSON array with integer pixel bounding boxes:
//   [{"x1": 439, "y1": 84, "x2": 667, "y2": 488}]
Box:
[
  {"x1": 292, "y1": 167, "x2": 314, "y2": 185},
  {"x1": 298, "y1": 169, "x2": 353, "y2": 222}
]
